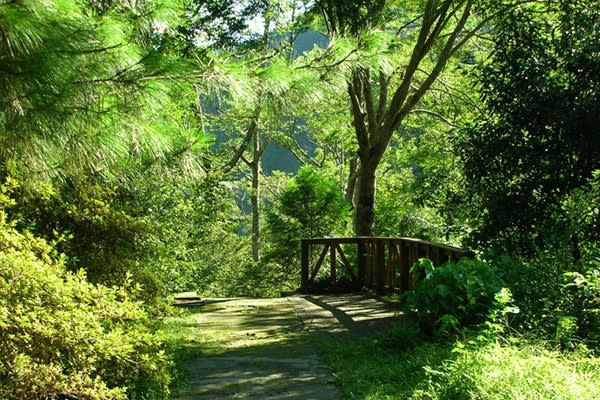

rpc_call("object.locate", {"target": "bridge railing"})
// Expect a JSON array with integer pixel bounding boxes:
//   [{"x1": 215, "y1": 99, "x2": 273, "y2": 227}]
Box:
[{"x1": 300, "y1": 237, "x2": 472, "y2": 295}]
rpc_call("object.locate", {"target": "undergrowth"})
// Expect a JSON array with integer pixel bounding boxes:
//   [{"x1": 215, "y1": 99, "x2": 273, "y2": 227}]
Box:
[{"x1": 318, "y1": 330, "x2": 600, "y2": 400}]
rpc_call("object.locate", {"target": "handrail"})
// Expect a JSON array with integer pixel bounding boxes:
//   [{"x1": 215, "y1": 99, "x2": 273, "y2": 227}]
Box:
[{"x1": 300, "y1": 237, "x2": 472, "y2": 295}]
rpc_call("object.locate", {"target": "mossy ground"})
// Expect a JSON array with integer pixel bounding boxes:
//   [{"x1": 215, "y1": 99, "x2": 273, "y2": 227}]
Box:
[
  {"x1": 163, "y1": 298, "x2": 312, "y2": 356},
  {"x1": 162, "y1": 297, "x2": 340, "y2": 400}
]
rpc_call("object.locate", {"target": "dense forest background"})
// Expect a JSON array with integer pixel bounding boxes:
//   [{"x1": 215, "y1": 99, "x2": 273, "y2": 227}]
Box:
[{"x1": 1, "y1": 0, "x2": 599, "y2": 398}]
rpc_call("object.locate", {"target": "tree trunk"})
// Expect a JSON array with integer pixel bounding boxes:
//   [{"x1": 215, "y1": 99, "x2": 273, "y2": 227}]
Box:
[
  {"x1": 344, "y1": 156, "x2": 359, "y2": 207},
  {"x1": 251, "y1": 130, "x2": 261, "y2": 262},
  {"x1": 338, "y1": 0, "x2": 484, "y2": 238},
  {"x1": 354, "y1": 159, "x2": 378, "y2": 236}
]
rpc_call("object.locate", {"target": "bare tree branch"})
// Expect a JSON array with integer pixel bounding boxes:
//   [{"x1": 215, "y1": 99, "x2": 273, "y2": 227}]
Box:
[
  {"x1": 409, "y1": 108, "x2": 456, "y2": 127},
  {"x1": 393, "y1": 0, "x2": 475, "y2": 131},
  {"x1": 222, "y1": 114, "x2": 259, "y2": 173}
]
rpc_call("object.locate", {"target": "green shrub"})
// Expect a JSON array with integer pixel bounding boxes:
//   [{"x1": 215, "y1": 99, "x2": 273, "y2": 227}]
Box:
[
  {"x1": 491, "y1": 250, "x2": 600, "y2": 347},
  {"x1": 132, "y1": 173, "x2": 247, "y2": 296},
  {"x1": 404, "y1": 257, "x2": 504, "y2": 334},
  {"x1": 0, "y1": 184, "x2": 171, "y2": 399},
  {"x1": 489, "y1": 253, "x2": 562, "y2": 334},
  {"x1": 264, "y1": 166, "x2": 351, "y2": 287},
  {"x1": 562, "y1": 265, "x2": 600, "y2": 345},
  {"x1": 485, "y1": 172, "x2": 600, "y2": 346},
  {"x1": 10, "y1": 179, "x2": 164, "y2": 300}
]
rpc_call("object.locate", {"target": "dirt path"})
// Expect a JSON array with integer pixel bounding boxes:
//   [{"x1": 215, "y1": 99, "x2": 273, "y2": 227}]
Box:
[{"x1": 171, "y1": 294, "x2": 400, "y2": 400}]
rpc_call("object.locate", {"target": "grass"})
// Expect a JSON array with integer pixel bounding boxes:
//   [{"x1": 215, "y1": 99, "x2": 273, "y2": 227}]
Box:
[
  {"x1": 317, "y1": 327, "x2": 600, "y2": 400},
  {"x1": 431, "y1": 341, "x2": 600, "y2": 400},
  {"x1": 317, "y1": 331, "x2": 453, "y2": 400},
  {"x1": 160, "y1": 297, "x2": 600, "y2": 400}
]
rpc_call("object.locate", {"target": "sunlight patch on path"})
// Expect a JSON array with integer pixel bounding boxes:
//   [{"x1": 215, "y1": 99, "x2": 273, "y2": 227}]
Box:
[{"x1": 290, "y1": 294, "x2": 401, "y2": 337}]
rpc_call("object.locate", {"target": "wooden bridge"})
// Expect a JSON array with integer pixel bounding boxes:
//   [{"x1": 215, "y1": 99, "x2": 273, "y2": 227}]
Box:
[{"x1": 300, "y1": 237, "x2": 471, "y2": 295}]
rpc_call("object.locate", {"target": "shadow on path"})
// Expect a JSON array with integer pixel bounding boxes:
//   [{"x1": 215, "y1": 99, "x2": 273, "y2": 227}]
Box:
[{"x1": 290, "y1": 293, "x2": 402, "y2": 338}]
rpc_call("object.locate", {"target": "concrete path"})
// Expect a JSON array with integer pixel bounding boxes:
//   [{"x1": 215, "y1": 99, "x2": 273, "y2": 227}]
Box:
[
  {"x1": 172, "y1": 294, "x2": 400, "y2": 400},
  {"x1": 289, "y1": 294, "x2": 400, "y2": 338}
]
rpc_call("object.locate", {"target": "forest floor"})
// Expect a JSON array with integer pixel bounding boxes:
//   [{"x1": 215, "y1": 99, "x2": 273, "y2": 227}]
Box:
[{"x1": 167, "y1": 294, "x2": 401, "y2": 400}]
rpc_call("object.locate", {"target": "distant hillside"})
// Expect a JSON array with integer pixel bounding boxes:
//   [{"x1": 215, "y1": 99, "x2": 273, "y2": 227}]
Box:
[
  {"x1": 236, "y1": 29, "x2": 328, "y2": 175},
  {"x1": 262, "y1": 30, "x2": 328, "y2": 174}
]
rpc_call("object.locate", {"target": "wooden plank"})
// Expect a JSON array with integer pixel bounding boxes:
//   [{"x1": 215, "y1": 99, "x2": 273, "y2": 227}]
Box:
[
  {"x1": 388, "y1": 242, "x2": 399, "y2": 290},
  {"x1": 357, "y1": 238, "x2": 367, "y2": 285},
  {"x1": 444, "y1": 249, "x2": 452, "y2": 264},
  {"x1": 400, "y1": 242, "x2": 410, "y2": 292},
  {"x1": 411, "y1": 244, "x2": 420, "y2": 287},
  {"x1": 364, "y1": 240, "x2": 373, "y2": 288},
  {"x1": 368, "y1": 240, "x2": 376, "y2": 287},
  {"x1": 433, "y1": 246, "x2": 440, "y2": 266},
  {"x1": 310, "y1": 244, "x2": 330, "y2": 282}
]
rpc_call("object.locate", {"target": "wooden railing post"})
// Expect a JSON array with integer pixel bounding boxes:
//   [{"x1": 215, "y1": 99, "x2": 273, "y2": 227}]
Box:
[
  {"x1": 330, "y1": 241, "x2": 337, "y2": 282},
  {"x1": 375, "y1": 239, "x2": 386, "y2": 296},
  {"x1": 357, "y1": 238, "x2": 367, "y2": 286},
  {"x1": 299, "y1": 236, "x2": 471, "y2": 294},
  {"x1": 301, "y1": 239, "x2": 309, "y2": 290},
  {"x1": 399, "y1": 241, "x2": 411, "y2": 292}
]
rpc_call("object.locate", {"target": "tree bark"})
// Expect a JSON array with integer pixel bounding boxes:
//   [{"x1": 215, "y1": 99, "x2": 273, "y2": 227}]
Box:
[
  {"x1": 248, "y1": 123, "x2": 270, "y2": 263},
  {"x1": 354, "y1": 159, "x2": 378, "y2": 236},
  {"x1": 251, "y1": 154, "x2": 260, "y2": 262},
  {"x1": 344, "y1": 156, "x2": 359, "y2": 206},
  {"x1": 250, "y1": 128, "x2": 261, "y2": 262}
]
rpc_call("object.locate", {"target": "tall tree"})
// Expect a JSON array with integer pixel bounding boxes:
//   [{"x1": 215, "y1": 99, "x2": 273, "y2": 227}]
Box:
[
  {"x1": 212, "y1": 55, "x2": 321, "y2": 261},
  {"x1": 311, "y1": 0, "x2": 521, "y2": 236},
  {"x1": 193, "y1": 1, "x2": 319, "y2": 262}
]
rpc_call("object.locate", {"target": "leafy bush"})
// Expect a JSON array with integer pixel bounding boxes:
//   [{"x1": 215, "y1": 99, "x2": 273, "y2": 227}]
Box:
[
  {"x1": 562, "y1": 266, "x2": 600, "y2": 345},
  {"x1": 486, "y1": 173, "x2": 600, "y2": 346},
  {"x1": 490, "y1": 251, "x2": 600, "y2": 348},
  {"x1": 557, "y1": 172, "x2": 600, "y2": 344},
  {"x1": 489, "y1": 253, "x2": 563, "y2": 334},
  {"x1": 404, "y1": 257, "x2": 504, "y2": 334},
  {"x1": 131, "y1": 173, "x2": 247, "y2": 296},
  {"x1": 0, "y1": 183, "x2": 171, "y2": 399},
  {"x1": 10, "y1": 179, "x2": 164, "y2": 300}
]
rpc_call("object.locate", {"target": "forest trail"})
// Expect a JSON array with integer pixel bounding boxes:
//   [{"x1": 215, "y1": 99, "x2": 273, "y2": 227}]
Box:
[{"x1": 171, "y1": 294, "x2": 400, "y2": 400}]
